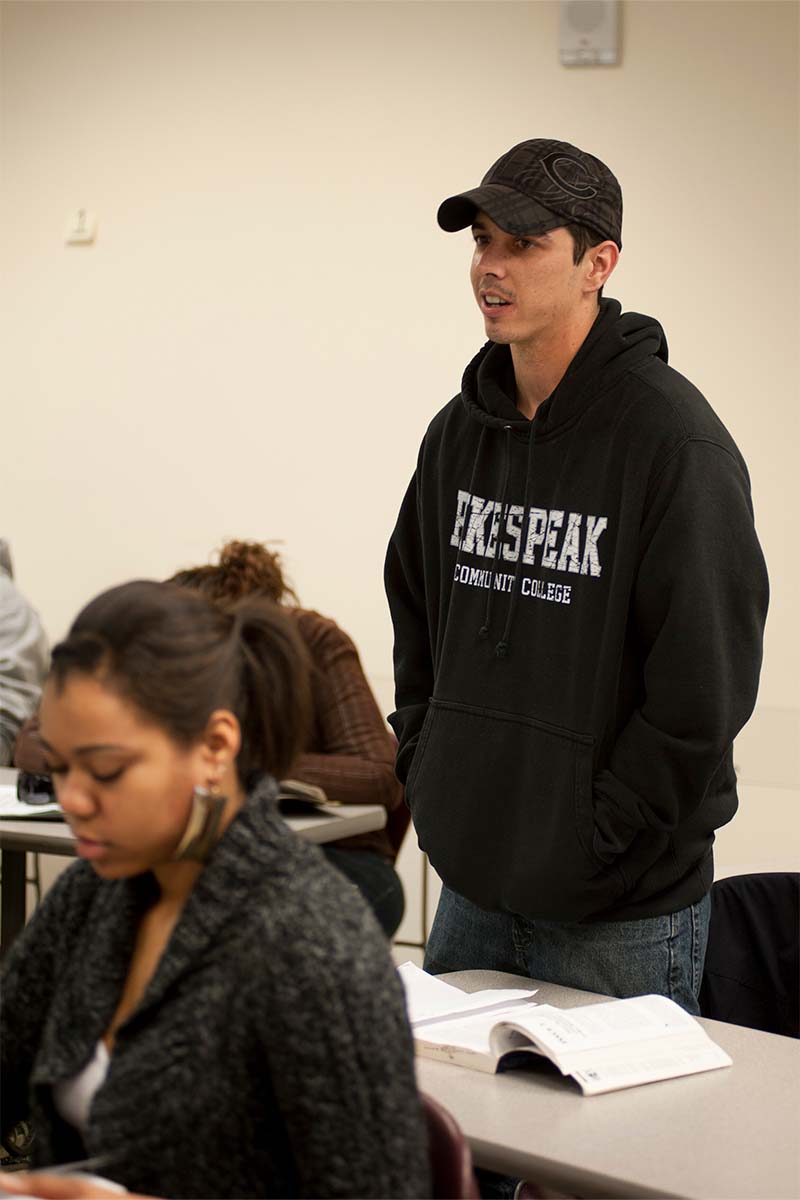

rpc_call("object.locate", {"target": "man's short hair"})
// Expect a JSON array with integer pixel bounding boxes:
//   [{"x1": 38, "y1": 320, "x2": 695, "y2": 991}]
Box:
[{"x1": 564, "y1": 222, "x2": 606, "y2": 264}]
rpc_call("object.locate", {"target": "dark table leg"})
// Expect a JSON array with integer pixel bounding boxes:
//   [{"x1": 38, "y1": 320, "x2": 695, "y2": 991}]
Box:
[{"x1": 1, "y1": 848, "x2": 27, "y2": 956}]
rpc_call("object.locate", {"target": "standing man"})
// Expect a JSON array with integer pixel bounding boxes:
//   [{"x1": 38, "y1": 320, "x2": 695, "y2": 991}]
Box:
[{"x1": 385, "y1": 139, "x2": 768, "y2": 1012}]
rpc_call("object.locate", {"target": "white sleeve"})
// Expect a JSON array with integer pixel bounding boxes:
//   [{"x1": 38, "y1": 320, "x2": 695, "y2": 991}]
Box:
[{"x1": 0, "y1": 571, "x2": 49, "y2": 764}]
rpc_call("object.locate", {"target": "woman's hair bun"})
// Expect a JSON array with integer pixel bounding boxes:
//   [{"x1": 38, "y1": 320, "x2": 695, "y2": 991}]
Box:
[
  {"x1": 218, "y1": 540, "x2": 266, "y2": 574},
  {"x1": 168, "y1": 540, "x2": 297, "y2": 607},
  {"x1": 215, "y1": 540, "x2": 295, "y2": 605}
]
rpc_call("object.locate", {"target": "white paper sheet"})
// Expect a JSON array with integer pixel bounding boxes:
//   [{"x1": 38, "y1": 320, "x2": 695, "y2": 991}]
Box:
[
  {"x1": 0, "y1": 783, "x2": 62, "y2": 819},
  {"x1": 397, "y1": 960, "x2": 537, "y2": 1026}
]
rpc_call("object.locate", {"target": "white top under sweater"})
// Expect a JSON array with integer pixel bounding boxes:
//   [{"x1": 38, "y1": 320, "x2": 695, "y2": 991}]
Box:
[{"x1": 52, "y1": 1038, "x2": 110, "y2": 1135}]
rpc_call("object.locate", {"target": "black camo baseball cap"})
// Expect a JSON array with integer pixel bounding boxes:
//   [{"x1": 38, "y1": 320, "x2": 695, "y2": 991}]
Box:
[{"x1": 437, "y1": 138, "x2": 622, "y2": 249}]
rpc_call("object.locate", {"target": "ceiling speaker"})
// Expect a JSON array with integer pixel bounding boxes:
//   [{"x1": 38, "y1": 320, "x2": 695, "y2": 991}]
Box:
[{"x1": 559, "y1": 0, "x2": 620, "y2": 66}]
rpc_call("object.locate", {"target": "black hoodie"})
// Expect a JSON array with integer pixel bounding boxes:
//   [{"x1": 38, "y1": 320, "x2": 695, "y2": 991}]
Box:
[{"x1": 385, "y1": 299, "x2": 768, "y2": 923}]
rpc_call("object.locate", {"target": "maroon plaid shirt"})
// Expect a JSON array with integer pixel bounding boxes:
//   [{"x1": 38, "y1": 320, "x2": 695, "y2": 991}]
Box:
[{"x1": 288, "y1": 608, "x2": 404, "y2": 861}]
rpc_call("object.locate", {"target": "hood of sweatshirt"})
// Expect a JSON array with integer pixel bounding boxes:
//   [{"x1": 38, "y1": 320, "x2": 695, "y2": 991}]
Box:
[
  {"x1": 449, "y1": 298, "x2": 670, "y2": 658},
  {"x1": 461, "y1": 297, "x2": 668, "y2": 435}
]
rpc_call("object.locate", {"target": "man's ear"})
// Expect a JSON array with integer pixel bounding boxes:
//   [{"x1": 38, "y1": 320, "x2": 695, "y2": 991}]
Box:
[{"x1": 584, "y1": 240, "x2": 619, "y2": 294}]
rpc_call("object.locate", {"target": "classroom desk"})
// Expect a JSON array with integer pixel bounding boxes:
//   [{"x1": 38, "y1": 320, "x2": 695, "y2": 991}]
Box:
[
  {"x1": 0, "y1": 768, "x2": 386, "y2": 952},
  {"x1": 416, "y1": 970, "x2": 800, "y2": 1200}
]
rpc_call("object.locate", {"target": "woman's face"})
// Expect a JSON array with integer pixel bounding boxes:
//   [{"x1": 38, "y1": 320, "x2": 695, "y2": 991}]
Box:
[{"x1": 39, "y1": 673, "x2": 211, "y2": 879}]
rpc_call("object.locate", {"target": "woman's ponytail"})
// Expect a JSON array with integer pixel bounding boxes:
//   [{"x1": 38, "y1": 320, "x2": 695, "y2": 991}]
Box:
[{"x1": 229, "y1": 599, "x2": 312, "y2": 784}]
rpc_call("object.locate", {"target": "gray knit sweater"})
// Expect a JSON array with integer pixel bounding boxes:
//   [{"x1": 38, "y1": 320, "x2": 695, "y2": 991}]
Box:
[{"x1": 0, "y1": 779, "x2": 430, "y2": 1198}]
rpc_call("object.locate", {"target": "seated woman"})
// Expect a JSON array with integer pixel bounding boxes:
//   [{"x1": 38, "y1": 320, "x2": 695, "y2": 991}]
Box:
[
  {"x1": 169, "y1": 541, "x2": 407, "y2": 938},
  {"x1": 0, "y1": 580, "x2": 429, "y2": 1199}
]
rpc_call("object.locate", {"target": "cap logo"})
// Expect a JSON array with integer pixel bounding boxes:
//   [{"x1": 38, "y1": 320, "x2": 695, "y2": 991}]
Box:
[{"x1": 541, "y1": 152, "x2": 598, "y2": 200}]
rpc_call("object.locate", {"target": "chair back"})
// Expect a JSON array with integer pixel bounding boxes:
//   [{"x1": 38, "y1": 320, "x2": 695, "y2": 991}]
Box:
[
  {"x1": 699, "y1": 871, "x2": 799, "y2": 1037},
  {"x1": 421, "y1": 1092, "x2": 480, "y2": 1199}
]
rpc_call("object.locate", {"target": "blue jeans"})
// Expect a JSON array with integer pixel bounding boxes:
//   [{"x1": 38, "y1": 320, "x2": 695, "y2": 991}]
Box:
[{"x1": 424, "y1": 886, "x2": 711, "y2": 1014}]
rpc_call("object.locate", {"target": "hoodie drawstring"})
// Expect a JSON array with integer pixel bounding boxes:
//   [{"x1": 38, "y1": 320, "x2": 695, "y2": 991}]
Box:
[
  {"x1": 442, "y1": 425, "x2": 488, "y2": 638},
  {"x1": 480, "y1": 425, "x2": 513, "y2": 642},
  {"x1": 496, "y1": 400, "x2": 594, "y2": 657},
  {"x1": 495, "y1": 419, "x2": 537, "y2": 657}
]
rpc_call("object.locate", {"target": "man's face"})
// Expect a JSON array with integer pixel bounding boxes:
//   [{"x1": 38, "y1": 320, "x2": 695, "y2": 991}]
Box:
[{"x1": 469, "y1": 212, "x2": 588, "y2": 348}]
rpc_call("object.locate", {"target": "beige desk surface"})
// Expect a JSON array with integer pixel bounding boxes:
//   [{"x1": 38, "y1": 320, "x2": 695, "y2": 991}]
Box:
[
  {"x1": 1, "y1": 765, "x2": 386, "y2": 950},
  {"x1": 0, "y1": 803, "x2": 385, "y2": 853},
  {"x1": 416, "y1": 970, "x2": 800, "y2": 1200},
  {"x1": 0, "y1": 768, "x2": 386, "y2": 850}
]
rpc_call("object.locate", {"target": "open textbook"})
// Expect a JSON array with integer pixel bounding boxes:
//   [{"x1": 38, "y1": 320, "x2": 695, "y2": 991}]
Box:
[{"x1": 398, "y1": 961, "x2": 732, "y2": 1096}]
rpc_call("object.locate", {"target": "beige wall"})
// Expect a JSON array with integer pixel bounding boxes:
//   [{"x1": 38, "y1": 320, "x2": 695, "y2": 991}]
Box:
[{"x1": 3, "y1": 1, "x2": 798, "y2": 937}]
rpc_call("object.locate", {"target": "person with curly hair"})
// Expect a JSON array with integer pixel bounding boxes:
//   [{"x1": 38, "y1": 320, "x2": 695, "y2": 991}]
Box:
[{"x1": 169, "y1": 541, "x2": 406, "y2": 938}]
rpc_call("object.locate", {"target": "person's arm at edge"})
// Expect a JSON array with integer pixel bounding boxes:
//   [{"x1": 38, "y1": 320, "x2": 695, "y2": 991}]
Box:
[{"x1": 0, "y1": 576, "x2": 49, "y2": 767}]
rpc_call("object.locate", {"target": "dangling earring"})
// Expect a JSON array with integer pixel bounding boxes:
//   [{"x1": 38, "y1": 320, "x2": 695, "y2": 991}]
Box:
[{"x1": 172, "y1": 783, "x2": 228, "y2": 862}]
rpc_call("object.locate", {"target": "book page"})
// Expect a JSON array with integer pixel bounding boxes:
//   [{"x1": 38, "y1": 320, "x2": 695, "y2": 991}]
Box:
[
  {"x1": 497, "y1": 994, "x2": 700, "y2": 1063},
  {"x1": 566, "y1": 1032, "x2": 733, "y2": 1095},
  {"x1": 415, "y1": 998, "x2": 543, "y2": 1061},
  {"x1": 397, "y1": 961, "x2": 537, "y2": 1026}
]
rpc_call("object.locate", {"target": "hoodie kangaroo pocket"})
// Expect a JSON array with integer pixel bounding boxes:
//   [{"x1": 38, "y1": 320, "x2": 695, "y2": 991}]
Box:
[{"x1": 407, "y1": 698, "x2": 623, "y2": 921}]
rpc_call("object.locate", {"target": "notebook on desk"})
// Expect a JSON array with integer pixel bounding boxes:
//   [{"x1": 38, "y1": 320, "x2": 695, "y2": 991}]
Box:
[
  {"x1": 276, "y1": 779, "x2": 339, "y2": 816},
  {"x1": 0, "y1": 785, "x2": 64, "y2": 821}
]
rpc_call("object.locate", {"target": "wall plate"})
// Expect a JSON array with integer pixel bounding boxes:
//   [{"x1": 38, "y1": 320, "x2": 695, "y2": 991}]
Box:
[{"x1": 560, "y1": 0, "x2": 620, "y2": 66}]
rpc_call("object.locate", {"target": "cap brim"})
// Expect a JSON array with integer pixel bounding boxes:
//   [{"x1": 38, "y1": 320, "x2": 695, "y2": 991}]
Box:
[{"x1": 437, "y1": 184, "x2": 564, "y2": 236}]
